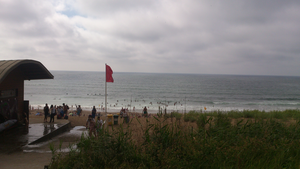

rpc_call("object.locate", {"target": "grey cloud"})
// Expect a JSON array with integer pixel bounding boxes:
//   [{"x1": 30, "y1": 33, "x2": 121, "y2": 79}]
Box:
[
  {"x1": 1, "y1": 0, "x2": 300, "y2": 75},
  {"x1": 0, "y1": 1, "x2": 45, "y2": 23}
]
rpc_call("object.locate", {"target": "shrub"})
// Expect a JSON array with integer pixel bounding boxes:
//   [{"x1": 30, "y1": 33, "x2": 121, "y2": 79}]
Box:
[{"x1": 49, "y1": 110, "x2": 300, "y2": 169}]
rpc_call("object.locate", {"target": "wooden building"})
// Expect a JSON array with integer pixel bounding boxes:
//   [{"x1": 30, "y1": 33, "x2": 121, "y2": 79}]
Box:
[{"x1": 0, "y1": 60, "x2": 53, "y2": 124}]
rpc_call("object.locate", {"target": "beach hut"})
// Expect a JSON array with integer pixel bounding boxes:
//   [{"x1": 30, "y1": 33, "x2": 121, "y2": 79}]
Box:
[{"x1": 0, "y1": 59, "x2": 53, "y2": 129}]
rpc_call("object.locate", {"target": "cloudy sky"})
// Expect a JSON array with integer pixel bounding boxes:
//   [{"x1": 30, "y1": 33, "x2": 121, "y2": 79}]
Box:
[{"x1": 0, "y1": 0, "x2": 300, "y2": 76}]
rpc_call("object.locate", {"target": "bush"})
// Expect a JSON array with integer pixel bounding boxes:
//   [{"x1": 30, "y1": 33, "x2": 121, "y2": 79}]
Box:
[
  {"x1": 183, "y1": 113, "x2": 189, "y2": 122},
  {"x1": 171, "y1": 112, "x2": 182, "y2": 120},
  {"x1": 196, "y1": 113, "x2": 207, "y2": 128},
  {"x1": 49, "y1": 110, "x2": 300, "y2": 169}
]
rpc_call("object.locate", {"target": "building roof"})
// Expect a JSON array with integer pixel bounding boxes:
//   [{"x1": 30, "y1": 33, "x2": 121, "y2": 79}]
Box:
[{"x1": 0, "y1": 59, "x2": 54, "y2": 84}]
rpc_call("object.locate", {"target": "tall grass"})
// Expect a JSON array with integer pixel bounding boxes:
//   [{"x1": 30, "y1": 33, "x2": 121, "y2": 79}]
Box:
[
  {"x1": 184, "y1": 109, "x2": 300, "y2": 121},
  {"x1": 49, "y1": 109, "x2": 300, "y2": 168}
]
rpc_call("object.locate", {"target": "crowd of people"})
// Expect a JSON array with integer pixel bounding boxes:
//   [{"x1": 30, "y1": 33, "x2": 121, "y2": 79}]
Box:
[
  {"x1": 43, "y1": 103, "x2": 86, "y2": 122},
  {"x1": 42, "y1": 103, "x2": 150, "y2": 138},
  {"x1": 43, "y1": 103, "x2": 103, "y2": 138},
  {"x1": 43, "y1": 103, "x2": 74, "y2": 123}
]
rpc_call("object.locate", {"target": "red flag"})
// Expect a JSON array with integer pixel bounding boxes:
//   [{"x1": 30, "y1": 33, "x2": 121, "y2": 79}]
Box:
[{"x1": 106, "y1": 64, "x2": 114, "y2": 82}]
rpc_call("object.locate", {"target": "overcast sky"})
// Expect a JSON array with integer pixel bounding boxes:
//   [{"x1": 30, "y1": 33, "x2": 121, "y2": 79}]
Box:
[{"x1": 0, "y1": 0, "x2": 300, "y2": 76}]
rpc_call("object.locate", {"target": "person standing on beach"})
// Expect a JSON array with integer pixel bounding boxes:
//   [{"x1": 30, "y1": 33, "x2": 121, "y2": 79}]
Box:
[
  {"x1": 50, "y1": 105, "x2": 57, "y2": 123},
  {"x1": 120, "y1": 107, "x2": 124, "y2": 118},
  {"x1": 143, "y1": 106, "x2": 148, "y2": 117},
  {"x1": 86, "y1": 115, "x2": 97, "y2": 137},
  {"x1": 63, "y1": 103, "x2": 69, "y2": 117},
  {"x1": 96, "y1": 116, "x2": 103, "y2": 132},
  {"x1": 44, "y1": 103, "x2": 49, "y2": 122},
  {"x1": 57, "y1": 106, "x2": 63, "y2": 118},
  {"x1": 76, "y1": 104, "x2": 82, "y2": 116},
  {"x1": 92, "y1": 106, "x2": 96, "y2": 119}
]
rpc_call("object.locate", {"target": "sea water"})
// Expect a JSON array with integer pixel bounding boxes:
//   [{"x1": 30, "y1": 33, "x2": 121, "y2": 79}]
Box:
[{"x1": 24, "y1": 71, "x2": 300, "y2": 113}]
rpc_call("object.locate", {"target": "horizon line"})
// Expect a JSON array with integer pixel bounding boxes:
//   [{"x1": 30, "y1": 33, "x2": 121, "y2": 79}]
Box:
[{"x1": 48, "y1": 70, "x2": 300, "y2": 77}]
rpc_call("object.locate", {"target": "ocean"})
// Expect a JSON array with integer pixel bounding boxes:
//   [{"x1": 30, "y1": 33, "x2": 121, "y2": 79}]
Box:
[{"x1": 24, "y1": 71, "x2": 300, "y2": 113}]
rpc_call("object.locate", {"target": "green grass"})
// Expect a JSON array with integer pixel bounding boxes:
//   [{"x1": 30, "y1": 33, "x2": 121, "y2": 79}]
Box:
[
  {"x1": 185, "y1": 109, "x2": 300, "y2": 121},
  {"x1": 49, "y1": 109, "x2": 300, "y2": 169}
]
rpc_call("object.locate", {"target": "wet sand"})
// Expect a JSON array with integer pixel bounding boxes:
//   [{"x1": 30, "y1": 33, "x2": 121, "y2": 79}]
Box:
[
  {"x1": 0, "y1": 111, "x2": 82, "y2": 169},
  {"x1": 0, "y1": 126, "x2": 84, "y2": 169}
]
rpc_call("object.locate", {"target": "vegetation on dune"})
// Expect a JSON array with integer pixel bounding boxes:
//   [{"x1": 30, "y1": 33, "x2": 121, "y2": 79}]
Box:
[{"x1": 49, "y1": 109, "x2": 300, "y2": 169}]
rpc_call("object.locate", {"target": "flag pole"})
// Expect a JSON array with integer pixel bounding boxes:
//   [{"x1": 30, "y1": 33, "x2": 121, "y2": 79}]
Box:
[
  {"x1": 104, "y1": 64, "x2": 114, "y2": 127},
  {"x1": 105, "y1": 63, "x2": 107, "y2": 120}
]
